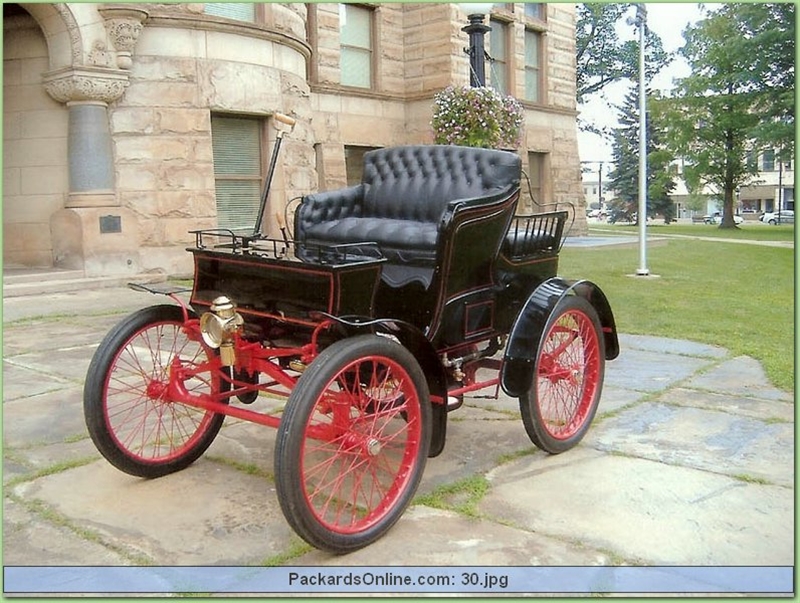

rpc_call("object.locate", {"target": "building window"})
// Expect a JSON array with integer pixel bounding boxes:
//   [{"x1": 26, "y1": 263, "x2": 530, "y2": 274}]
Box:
[
  {"x1": 524, "y1": 3, "x2": 545, "y2": 21},
  {"x1": 524, "y1": 29, "x2": 542, "y2": 102},
  {"x1": 204, "y1": 3, "x2": 256, "y2": 22},
  {"x1": 488, "y1": 18, "x2": 508, "y2": 94},
  {"x1": 762, "y1": 149, "x2": 775, "y2": 171},
  {"x1": 211, "y1": 115, "x2": 264, "y2": 231},
  {"x1": 340, "y1": 4, "x2": 373, "y2": 88}
]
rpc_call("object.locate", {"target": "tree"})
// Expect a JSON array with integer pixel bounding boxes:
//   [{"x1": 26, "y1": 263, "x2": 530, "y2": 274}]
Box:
[
  {"x1": 607, "y1": 88, "x2": 676, "y2": 224},
  {"x1": 655, "y1": 4, "x2": 795, "y2": 229},
  {"x1": 576, "y1": 4, "x2": 670, "y2": 110}
]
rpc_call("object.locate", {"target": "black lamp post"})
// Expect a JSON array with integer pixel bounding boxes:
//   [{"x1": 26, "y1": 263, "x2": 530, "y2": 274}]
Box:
[{"x1": 459, "y1": 4, "x2": 493, "y2": 87}]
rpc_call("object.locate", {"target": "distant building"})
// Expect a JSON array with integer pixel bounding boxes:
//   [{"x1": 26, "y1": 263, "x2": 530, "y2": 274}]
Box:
[
  {"x1": 670, "y1": 152, "x2": 795, "y2": 219},
  {"x1": 3, "y1": 2, "x2": 587, "y2": 277}
]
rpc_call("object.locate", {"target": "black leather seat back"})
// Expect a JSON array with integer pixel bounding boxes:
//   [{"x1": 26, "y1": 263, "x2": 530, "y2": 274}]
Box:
[
  {"x1": 295, "y1": 145, "x2": 521, "y2": 290},
  {"x1": 361, "y1": 145, "x2": 521, "y2": 223}
]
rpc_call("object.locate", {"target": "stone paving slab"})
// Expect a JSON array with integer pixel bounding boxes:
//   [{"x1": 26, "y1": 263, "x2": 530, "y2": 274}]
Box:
[
  {"x1": 481, "y1": 454, "x2": 794, "y2": 566},
  {"x1": 591, "y1": 401, "x2": 794, "y2": 487},
  {"x1": 686, "y1": 355, "x2": 794, "y2": 402},
  {"x1": 618, "y1": 334, "x2": 728, "y2": 359},
  {"x1": 3, "y1": 386, "x2": 88, "y2": 447},
  {"x1": 10, "y1": 461, "x2": 295, "y2": 566},
  {"x1": 659, "y1": 387, "x2": 795, "y2": 422},
  {"x1": 3, "y1": 497, "x2": 129, "y2": 566},
  {"x1": 602, "y1": 347, "x2": 716, "y2": 393},
  {"x1": 298, "y1": 505, "x2": 614, "y2": 567}
]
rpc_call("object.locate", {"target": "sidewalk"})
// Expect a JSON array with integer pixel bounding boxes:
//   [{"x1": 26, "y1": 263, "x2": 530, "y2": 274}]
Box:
[{"x1": 2, "y1": 286, "x2": 795, "y2": 595}]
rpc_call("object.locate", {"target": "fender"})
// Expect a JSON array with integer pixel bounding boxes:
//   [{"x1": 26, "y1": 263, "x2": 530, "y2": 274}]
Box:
[
  {"x1": 320, "y1": 314, "x2": 449, "y2": 458},
  {"x1": 500, "y1": 277, "x2": 619, "y2": 398}
]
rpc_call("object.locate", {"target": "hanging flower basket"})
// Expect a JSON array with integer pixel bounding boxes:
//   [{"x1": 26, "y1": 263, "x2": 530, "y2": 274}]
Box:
[{"x1": 431, "y1": 85, "x2": 524, "y2": 149}]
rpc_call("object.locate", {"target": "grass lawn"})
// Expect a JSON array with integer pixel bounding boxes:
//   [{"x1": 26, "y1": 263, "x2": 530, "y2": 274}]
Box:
[{"x1": 557, "y1": 237, "x2": 795, "y2": 392}]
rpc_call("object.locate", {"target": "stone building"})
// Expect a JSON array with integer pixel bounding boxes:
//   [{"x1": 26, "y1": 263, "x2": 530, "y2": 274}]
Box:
[{"x1": 3, "y1": 2, "x2": 586, "y2": 278}]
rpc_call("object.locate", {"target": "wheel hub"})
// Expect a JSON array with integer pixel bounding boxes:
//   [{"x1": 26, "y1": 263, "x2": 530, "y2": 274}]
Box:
[
  {"x1": 146, "y1": 380, "x2": 168, "y2": 401},
  {"x1": 365, "y1": 438, "x2": 381, "y2": 457}
]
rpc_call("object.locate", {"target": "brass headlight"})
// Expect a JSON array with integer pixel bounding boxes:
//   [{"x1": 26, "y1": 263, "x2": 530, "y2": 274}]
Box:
[{"x1": 199, "y1": 296, "x2": 243, "y2": 351}]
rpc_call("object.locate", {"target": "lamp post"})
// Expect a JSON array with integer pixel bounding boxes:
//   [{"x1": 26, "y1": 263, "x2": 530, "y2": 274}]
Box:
[
  {"x1": 635, "y1": 3, "x2": 650, "y2": 276},
  {"x1": 458, "y1": 3, "x2": 493, "y2": 87}
]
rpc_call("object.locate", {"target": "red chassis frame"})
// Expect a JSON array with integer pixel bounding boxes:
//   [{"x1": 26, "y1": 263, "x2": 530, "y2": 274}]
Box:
[{"x1": 159, "y1": 292, "x2": 504, "y2": 431}]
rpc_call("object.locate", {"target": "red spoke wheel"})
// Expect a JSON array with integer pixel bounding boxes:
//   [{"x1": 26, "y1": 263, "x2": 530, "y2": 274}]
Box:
[
  {"x1": 519, "y1": 296, "x2": 605, "y2": 454},
  {"x1": 83, "y1": 305, "x2": 229, "y2": 478},
  {"x1": 275, "y1": 335, "x2": 431, "y2": 553}
]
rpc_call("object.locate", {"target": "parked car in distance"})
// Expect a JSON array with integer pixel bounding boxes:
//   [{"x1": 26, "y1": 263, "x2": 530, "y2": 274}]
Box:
[
  {"x1": 703, "y1": 213, "x2": 744, "y2": 225},
  {"x1": 760, "y1": 210, "x2": 794, "y2": 225}
]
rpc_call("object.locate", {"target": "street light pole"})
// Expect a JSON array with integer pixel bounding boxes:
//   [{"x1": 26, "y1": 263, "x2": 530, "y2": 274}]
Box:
[
  {"x1": 459, "y1": 4, "x2": 492, "y2": 87},
  {"x1": 635, "y1": 3, "x2": 650, "y2": 276}
]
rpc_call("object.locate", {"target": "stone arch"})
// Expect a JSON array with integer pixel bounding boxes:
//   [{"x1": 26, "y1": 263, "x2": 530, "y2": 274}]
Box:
[{"x1": 18, "y1": 3, "x2": 83, "y2": 70}]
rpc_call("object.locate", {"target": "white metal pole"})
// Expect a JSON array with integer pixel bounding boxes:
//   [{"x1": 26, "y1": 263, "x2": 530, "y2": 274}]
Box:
[{"x1": 636, "y1": 4, "x2": 649, "y2": 276}]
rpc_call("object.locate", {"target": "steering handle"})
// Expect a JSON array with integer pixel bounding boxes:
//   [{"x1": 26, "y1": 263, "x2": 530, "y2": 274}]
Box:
[{"x1": 274, "y1": 113, "x2": 297, "y2": 128}]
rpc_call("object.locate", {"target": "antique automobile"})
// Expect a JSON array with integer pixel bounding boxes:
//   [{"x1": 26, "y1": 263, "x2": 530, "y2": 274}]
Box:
[{"x1": 83, "y1": 115, "x2": 619, "y2": 554}]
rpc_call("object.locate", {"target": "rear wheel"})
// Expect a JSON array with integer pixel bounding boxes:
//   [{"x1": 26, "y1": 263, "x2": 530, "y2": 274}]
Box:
[
  {"x1": 275, "y1": 335, "x2": 431, "y2": 553},
  {"x1": 519, "y1": 296, "x2": 605, "y2": 454},
  {"x1": 83, "y1": 305, "x2": 228, "y2": 478}
]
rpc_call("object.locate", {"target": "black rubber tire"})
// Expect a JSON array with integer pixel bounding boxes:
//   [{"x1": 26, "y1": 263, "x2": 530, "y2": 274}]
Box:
[
  {"x1": 274, "y1": 334, "x2": 431, "y2": 554},
  {"x1": 83, "y1": 305, "x2": 228, "y2": 478},
  {"x1": 519, "y1": 296, "x2": 605, "y2": 454}
]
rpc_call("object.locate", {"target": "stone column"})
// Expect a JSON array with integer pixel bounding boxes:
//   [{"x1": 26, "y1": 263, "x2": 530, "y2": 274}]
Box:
[
  {"x1": 44, "y1": 66, "x2": 128, "y2": 207},
  {"x1": 43, "y1": 66, "x2": 139, "y2": 274},
  {"x1": 41, "y1": 5, "x2": 149, "y2": 275}
]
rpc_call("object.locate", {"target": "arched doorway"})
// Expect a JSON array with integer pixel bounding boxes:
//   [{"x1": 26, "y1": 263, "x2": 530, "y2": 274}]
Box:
[{"x1": 3, "y1": 3, "x2": 70, "y2": 269}]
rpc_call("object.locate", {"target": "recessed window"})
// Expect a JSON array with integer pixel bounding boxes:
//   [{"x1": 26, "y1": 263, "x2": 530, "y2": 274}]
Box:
[
  {"x1": 524, "y1": 29, "x2": 542, "y2": 102},
  {"x1": 345, "y1": 145, "x2": 381, "y2": 186},
  {"x1": 340, "y1": 4, "x2": 373, "y2": 88},
  {"x1": 524, "y1": 3, "x2": 545, "y2": 21},
  {"x1": 527, "y1": 152, "x2": 546, "y2": 208},
  {"x1": 211, "y1": 115, "x2": 263, "y2": 231},
  {"x1": 488, "y1": 18, "x2": 508, "y2": 94}
]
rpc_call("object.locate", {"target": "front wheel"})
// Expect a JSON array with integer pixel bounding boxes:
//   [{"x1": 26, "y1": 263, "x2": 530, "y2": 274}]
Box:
[
  {"x1": 275, "y1": 335, "x2": 431, "y2": 554},
  {"x1": 83, "y1": 305, "x2": 228, "y2": 478},
  {"x1": 519, "y1": 296, "x2": 605, "y2": 454}
]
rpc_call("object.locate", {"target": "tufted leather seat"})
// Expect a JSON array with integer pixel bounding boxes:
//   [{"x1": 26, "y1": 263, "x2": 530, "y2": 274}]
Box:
[{"x1": 295, "y1": 145, "x2": 521, "y2": 288}]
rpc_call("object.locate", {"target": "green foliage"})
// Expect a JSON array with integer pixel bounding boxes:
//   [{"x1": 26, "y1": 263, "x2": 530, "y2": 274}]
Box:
[
  {"x1": 576, "y1": 4, "x2": 670, "y2": 108},
  {"x1": 730, "y1": 3, "x2": 796, "y2": 155},
  {"x1": 653, "y1": 3, "x2": 795, "y2": 228},
  {"x1": 607, "y1": 88, "x2": 676, "y2": 224},
  {"x1": 430, "y1": 86, "x2": 523, "y2": 149}
]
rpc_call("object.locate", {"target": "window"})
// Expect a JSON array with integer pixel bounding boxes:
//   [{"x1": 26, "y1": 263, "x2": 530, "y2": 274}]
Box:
[
  {"x1": 204, "y1": 3, "x2": 256, "y2": 22},
  {"x1": 762, "y1": 149, "x2": 775, "y2": 171},
  {"x1": 524, "y1": 3, "x2": 545, "y2": 21},
  {"x1": 524, "y1": 29, "x2": 542, "y2": 102},
  {"x1": 488, "y1": 18, "x2": 508, "y2": 94},
  {"x1": 340, "y1": 4, "x2": 372, "y2": 88},
  {"x1": 211, "y1": 115, "x2": 263, "y2": 230}
]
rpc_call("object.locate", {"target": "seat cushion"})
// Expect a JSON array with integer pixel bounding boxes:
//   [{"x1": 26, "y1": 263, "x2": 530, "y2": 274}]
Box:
[
  {"x1": 302, "y1": 217, "x2": 438, "y2": 263},
  {"x1": 302, "y1": 217, "x2": 438, "y2": 288}
]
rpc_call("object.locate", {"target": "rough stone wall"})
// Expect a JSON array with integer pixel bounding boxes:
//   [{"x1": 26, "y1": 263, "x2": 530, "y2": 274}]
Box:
[
  {"x1": 3, "y1": 2, "x2": 585, "y2": 273},
  {"x1": 110, "y1": 4, "x2": 315, "y2": 275},
  {"x1": 309, "y1": 3, "x2": 586, "y2": 234}
]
